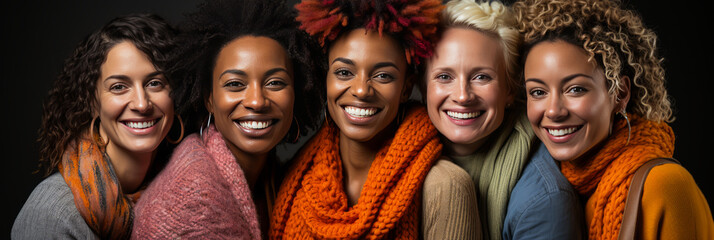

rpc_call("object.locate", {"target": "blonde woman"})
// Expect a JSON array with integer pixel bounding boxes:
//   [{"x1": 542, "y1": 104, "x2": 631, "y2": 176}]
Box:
[{"x1": 423, "y1": 1, "x2": 584, "y2": 239}]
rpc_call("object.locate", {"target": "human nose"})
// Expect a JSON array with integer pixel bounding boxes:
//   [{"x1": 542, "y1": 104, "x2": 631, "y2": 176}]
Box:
[
  {"x1": 130, "y1": 88, "x2": 152, "y2": 113},
  {"x1": 350, "y1": 74, "x2": 373, "y2": 99},
  {"x1": 243, "y1": 83, "x2": 268, "y2": 111},
  {"x1": 545, "y1": 94, "x2": 568, "y2": 121},
  {"x1": 452, "y1": 76, "x2": 475, "y2": 104}
]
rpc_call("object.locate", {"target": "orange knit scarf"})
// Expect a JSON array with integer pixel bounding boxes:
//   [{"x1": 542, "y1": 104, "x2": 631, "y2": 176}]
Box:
[
  {"x1": 560, "y1": 114, "x2": 674, "y2": 240},
  {"x1": 270, "y1": 106, "x2": 442, "y2": 239},
  {"x1": 58, "y1": 137, "x2": 141, "y2": 239}
]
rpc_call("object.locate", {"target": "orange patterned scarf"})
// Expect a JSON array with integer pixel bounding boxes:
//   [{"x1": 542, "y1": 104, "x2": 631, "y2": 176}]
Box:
[
  {"x1": 560, "y1": 114, "x2": 674, "y2": 240},
  {"x1": 58, "y1": 137, "x2": 141, "y2": 239},
  {"x1": 270, "y1": 106, "x2": 442, "y2": 239}
]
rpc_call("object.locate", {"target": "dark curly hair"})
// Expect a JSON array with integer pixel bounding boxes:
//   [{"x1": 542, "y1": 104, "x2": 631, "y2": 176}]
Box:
[
  {"x1": 514, "y1": 0, "x2": 673, "y2": 122},
  {"x1": 170, "y1": 0, "x2": 326, "y2": 141},
  {"x1": 37, "y1": 14, "x2": 179, "y2": 176}
]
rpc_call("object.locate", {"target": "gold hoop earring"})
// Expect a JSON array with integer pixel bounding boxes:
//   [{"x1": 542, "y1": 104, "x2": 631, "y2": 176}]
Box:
[
  {"x1": 620, "y1": 110, "x2": 631, "y2": 145},
  {"x1": 290, "y1": 116, "x2": 300, "y2": 143},
  {"x1": 167, "y1": 114, "x2": 185, "y2": 144},
  {"x1": 89, "y1": 117, "x2": 108, "y2": 148}
]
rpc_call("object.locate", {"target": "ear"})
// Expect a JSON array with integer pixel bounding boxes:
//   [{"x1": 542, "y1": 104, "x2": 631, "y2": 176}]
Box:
[
  {"x1": 615, "y1": 75, "x2": 631, "y2": 112},
  {"x1": 204, "y1": 92, "x2": 214, "y2": 114},
  {"x1": 401, "y1": 74, "x2": 415, "y2": 103}
]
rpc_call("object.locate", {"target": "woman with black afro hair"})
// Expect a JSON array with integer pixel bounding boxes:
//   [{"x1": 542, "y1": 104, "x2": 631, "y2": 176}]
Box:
[{"x1": 131, "y1": 0, "x2": 326, "y2": 238}]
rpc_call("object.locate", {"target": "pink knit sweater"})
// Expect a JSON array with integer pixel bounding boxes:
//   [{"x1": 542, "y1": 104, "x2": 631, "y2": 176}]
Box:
[{"x1": 132, "y1": 125, "x2": 261, "y2": 239}]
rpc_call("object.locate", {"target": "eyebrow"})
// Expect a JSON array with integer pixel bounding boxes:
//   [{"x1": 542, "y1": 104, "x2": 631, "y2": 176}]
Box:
[
  {"x1": 104, "y1": 71, "x2": 163, "y2": 82},
  {"x1": 524, "y1": 73, "x2": 593, "y2": 85},
  {"x1": 263, "y1": 68, "x2": 290, "y2": 79},
  {"x1": 218, "y1": 69, "x2": 247, "y2": 79},
  {"x1": 331, "y1": 57, "x2": 400, "y2": 71}
]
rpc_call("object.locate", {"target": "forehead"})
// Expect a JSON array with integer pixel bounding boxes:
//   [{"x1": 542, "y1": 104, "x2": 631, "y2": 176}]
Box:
[
  {"x1": 328, "y1": 29, "x2": 406, "y2": 67},
  {"x1": 101, "y1": 41, "x2": 156, "y2": 75},
  {"x1": 430, "y1": 27, "x2": 503, "y2": 66},
  {"x1": 525, "y1": 40, "x2": 597, "y2": 75},
  {"x1": 215, "y1": 36, "x2": 289, "y2": 70}
]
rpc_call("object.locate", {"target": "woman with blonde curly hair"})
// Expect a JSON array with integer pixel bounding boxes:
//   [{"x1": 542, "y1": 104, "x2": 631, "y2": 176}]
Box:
[
  {"x1": 514, "y1": 0, "x2": 714, "y2": 239},
  {"x1": 423, "y1": 0, "x2": 583, "y2": 239}
]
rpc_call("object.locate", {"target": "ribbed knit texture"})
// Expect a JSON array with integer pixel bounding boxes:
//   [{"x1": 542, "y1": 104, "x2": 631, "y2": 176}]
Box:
[
  {"x1": 449, "y1": 109, "x2": 535, "y2": 240},
  {"x1": 270, "y1": 106, "x2": 442, "y2": 239},
  {"x1": 132, "y1": 125, "x2": 260, "y2": 239},
  {"x1": 58, "y1": 137, "x2": 139, "y2": 240},
  {"x1": 560, "y1": 114, "x2": 674, "y2": 240}
]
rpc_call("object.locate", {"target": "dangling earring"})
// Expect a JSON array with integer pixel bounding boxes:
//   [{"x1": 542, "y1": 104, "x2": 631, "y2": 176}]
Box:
[
  {"x1": 289, "y1": 116, "x2": 300, "y2": 143},
  {"x1": 324, "y1": 110, "x2": 330, "y2": 126},
  {"x1": 201, "y1": 113, "x2": 212, "y2": 137},
  {"x1": 620, "y1": 109, "x2": 631, "y2": 145},
  {"x1": 89, "y1": 116, "x2": 108, "y2": 148},
  {"x1": 167, "y1": 114, "x2": 185, "y2": 144}
]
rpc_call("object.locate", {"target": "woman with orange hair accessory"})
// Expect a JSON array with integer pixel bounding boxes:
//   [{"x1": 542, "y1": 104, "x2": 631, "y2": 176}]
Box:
[
  {"x1": 270, "y1": 0, "x2": 480, "y2": 239},
  {"x1": 515, "y1": 0, "x2": 714, "y2": 239}
]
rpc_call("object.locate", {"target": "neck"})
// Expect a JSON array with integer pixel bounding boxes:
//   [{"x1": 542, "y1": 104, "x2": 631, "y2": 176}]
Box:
[
  {"x1": 441, "y1": 135, "x2": 485, "y2": 157},
  {"x1": 105, "y1": 143, "x2": 153, "y2": 194},
  {"x1": 338, "y1": 122, "x2": 397, "y2": 205},
  {"x1": 226, "y1": 140, "x2": 268, "y2": 192}
]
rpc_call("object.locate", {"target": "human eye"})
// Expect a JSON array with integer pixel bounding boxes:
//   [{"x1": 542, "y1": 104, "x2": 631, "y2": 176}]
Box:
[
  {"x1": 109, "y1": 83, "x2": 129, "y2": 93},
  {"x1": 265, "y1": 79, "x2": 288, "y2": 90},
  {"x1": 372, "y1": 72, "x2": 395, "y2": 83},
  {"x1": 146, "y1": 79, "x2": 166, "y2": 90},
  {"x1": 472, "y1": 73, "x2": 493, "y2": 82},
  {"x1": 224, "y1": 80, "x2": 246, "y2": 91},
  {"x1": 566, "y1": 86, "x2": 588, "y2": 95},
  {"x1": 333, "y1": 68, "x2": 354, "y2": 80},
  {"x1": 434, "y1": 73, "x2": 453, "y2": 82},
  {"x1": 528, "y1": 88, "x2": 547, "y2": 98}
]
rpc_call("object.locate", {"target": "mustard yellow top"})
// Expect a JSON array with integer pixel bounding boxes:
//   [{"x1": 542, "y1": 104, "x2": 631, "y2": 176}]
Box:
[{"x1": 585, "y1": 164, "x2": 714, "y2": 239}]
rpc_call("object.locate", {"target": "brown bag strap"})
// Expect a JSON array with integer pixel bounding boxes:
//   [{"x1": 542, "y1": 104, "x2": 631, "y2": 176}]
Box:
[{"x1": 618, "y1": 158, "x2": 680, "y2": 240}]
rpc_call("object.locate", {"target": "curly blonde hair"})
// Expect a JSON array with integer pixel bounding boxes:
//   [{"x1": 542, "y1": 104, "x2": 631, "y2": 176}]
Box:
[
  {"x1": 513, "y1": 0, "x2": 673, "y2": 122},
  {"x1": 442, "y1": 0, "x2": 522, "y2": 95}
]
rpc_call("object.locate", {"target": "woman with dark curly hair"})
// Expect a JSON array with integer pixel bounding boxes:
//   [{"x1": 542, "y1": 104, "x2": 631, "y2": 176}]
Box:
[
  {"x1": 270, "y1": 0, "x2": 479, "y2": 239},
  {"x1": 514, "y1": 0, "x2": 714, "y2": 239},
  {"x1": 12, "y1": 14, "x2": 180, "y2": 239},
  {"x1": 131, "y1": 0, "x2": 325, "y2": 238}
]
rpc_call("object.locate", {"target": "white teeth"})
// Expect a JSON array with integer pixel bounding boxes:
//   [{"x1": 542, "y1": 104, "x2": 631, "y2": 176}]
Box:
[
  {"x1": 446, "y1": 111, "x2": 481, "y2": 120},
  {"x1": 548, "y1": 127, "x2": 579, "y2": 137},
  {"x1": 126, "y1": 120, "x2": 157, "y2": 129},
  {"x1": 239, "y1": 120, "x2": 273, "y2": 130},
  {"x1": 344, "y1": 106, "x2": 377, "y2": 117}
]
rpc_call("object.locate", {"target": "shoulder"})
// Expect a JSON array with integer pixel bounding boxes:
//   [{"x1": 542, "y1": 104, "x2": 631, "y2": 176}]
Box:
[
  {"x1": 423, "y1": 159, "x2": 474, "y2": 190},
  {"x1": 639, "y1": 162, "x2": 714, "y2": 239},
  {"x1": 641, "y1": 163, "x2": 708, "y2": 212},
  {"x1": 504, "y1": 147, "x2": 584, "y2": 240},
  {"x1": 12, "y1": 173, "x2": 97, "y2": 239}
]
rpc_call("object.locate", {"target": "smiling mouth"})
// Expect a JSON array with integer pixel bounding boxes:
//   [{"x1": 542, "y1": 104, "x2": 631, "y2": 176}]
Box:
[
  {"x1": 238, "y1": 120, "x2": 274, "y2": 130},
  {"x1": 547, "y1": 126, "x2": 583, "y2": 137},
  {"x1": 123, "y1": 119, "x2": 159, "y2": 129},
  {"x1": 446, "y1": 111, "x2": 482, "y2": 120},
  {"x1": 344, "y1": 106, "x2": 379, "y2": 118}
]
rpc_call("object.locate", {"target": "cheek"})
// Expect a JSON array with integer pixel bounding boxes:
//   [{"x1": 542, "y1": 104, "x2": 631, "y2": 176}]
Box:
[
  {"x1": 526, "y1": 99, "x2": 546, "y2": 127},
  {"x1": 97, "y1": 95, "x2": 127, "y2": 119},
  {"x1": 150, "y1": 91, "x2": 174, "y2": 116}
]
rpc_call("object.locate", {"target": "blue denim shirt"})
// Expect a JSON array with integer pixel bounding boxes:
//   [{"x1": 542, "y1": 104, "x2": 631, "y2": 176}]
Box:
[{"x1": 502, "y1": 143, "x2": 585, "y2": 240}]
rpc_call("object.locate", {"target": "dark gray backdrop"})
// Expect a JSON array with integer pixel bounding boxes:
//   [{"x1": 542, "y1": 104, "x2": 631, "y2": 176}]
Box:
[{"x1": 3, "y1": 0, "x2": 712, "y2": 236}]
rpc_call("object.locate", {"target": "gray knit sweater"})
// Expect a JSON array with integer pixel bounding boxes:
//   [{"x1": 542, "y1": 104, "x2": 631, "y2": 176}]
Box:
[{"x1": 12, "y1": 173, "x2": 98, "y2": 239}]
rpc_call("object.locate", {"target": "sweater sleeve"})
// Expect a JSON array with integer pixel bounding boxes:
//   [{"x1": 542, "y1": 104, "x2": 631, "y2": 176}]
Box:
[
  {"x1": 638, "y1": 163, "x2": 714, "y2": 240},
  {"x1": 132, "y1": 148, "x2": 249, "y2": 239},
  {"x1": 421, "y1": 160, "x2": 481, "y2": 240},
  {"x1": 12, "y1": 174, "x2": 98, "y2": 240}
]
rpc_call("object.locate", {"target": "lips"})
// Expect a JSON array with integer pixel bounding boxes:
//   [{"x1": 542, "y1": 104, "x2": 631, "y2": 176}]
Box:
[{"x1": 122, "y1": 119, "x2": 159, "y2": 129}]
